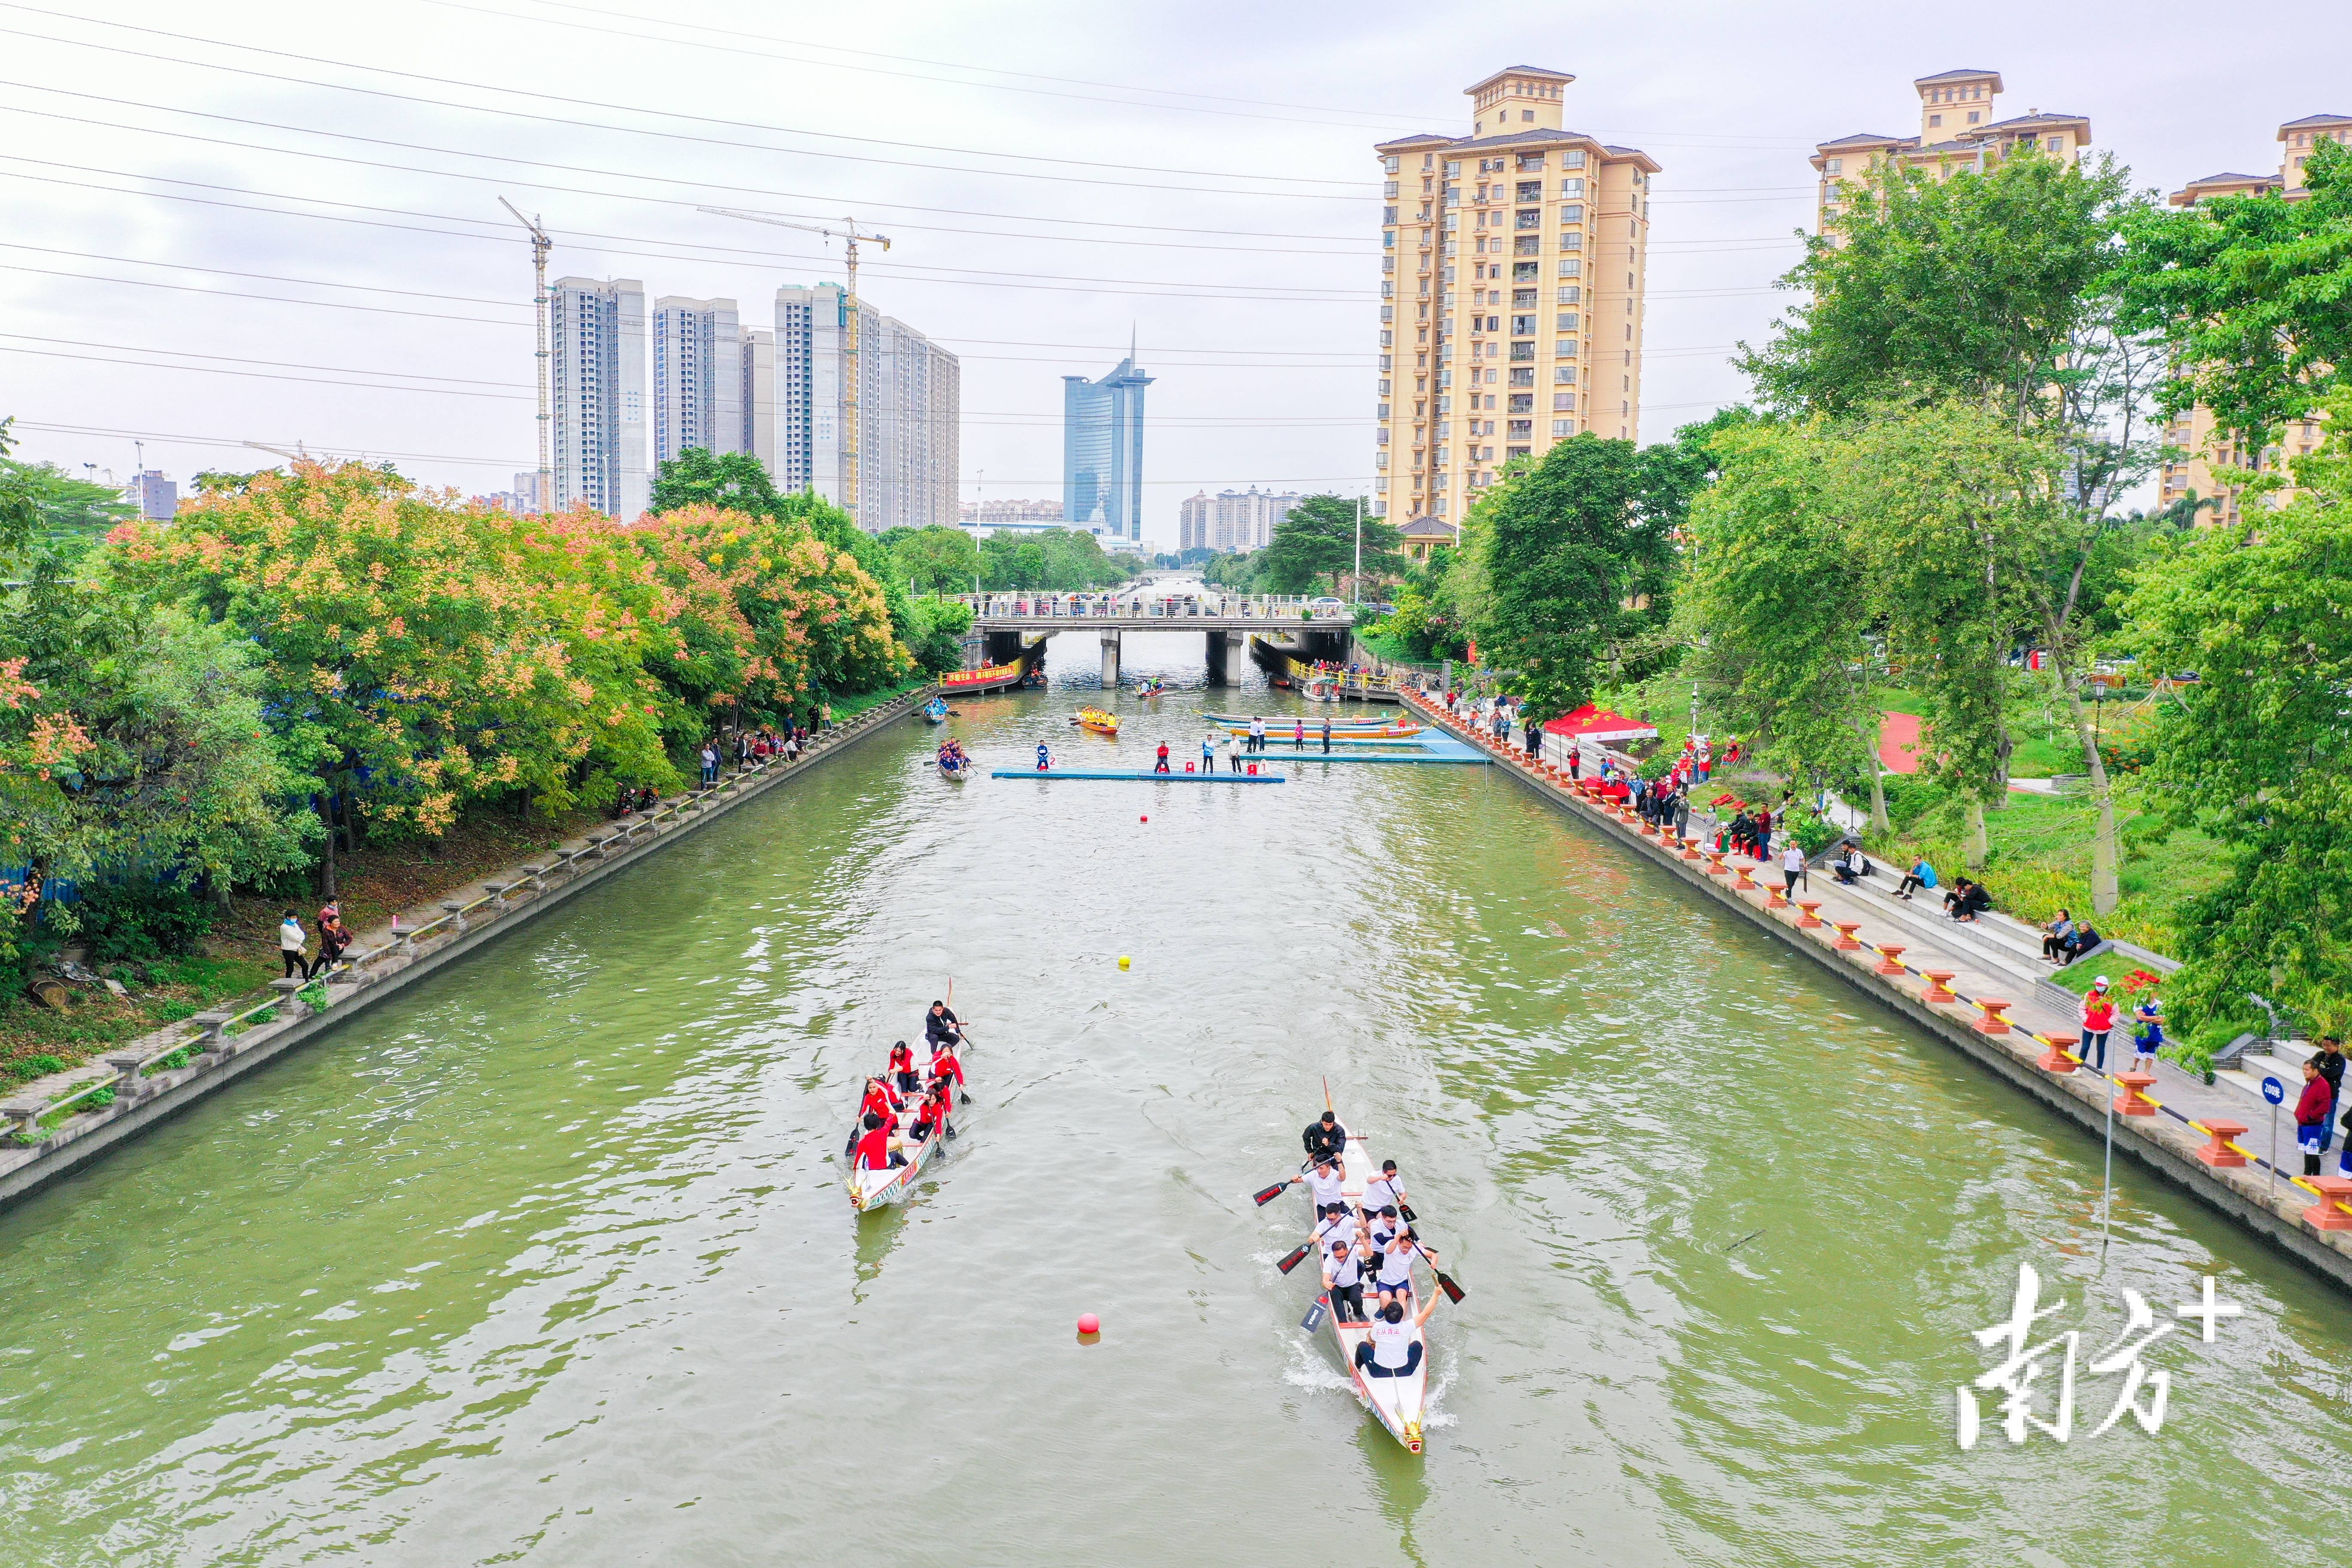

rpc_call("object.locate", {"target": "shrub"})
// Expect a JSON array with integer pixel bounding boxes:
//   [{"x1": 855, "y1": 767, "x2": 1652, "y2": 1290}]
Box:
[
  {"x1": 4, "y1": 1053, "x2": 67, "y2": 1084},
  {"x1": 68, "y1": 881, "x2": 217, "y2": 963}
]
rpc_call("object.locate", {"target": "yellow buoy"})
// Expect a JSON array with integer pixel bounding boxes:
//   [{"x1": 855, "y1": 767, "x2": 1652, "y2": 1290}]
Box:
[{"x1": 1117, "y1": 956, "x2": 1131, "y2": 970}]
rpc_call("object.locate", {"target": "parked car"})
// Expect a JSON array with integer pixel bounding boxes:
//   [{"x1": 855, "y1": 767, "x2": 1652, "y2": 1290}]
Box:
[{"x1": 1308, "y1": 596, "x2": 1346, "y2": 610}]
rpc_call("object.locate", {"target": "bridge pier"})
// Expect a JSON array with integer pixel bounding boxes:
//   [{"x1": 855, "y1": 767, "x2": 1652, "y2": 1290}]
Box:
[
  {"x1": 1100, "y1": 631, "x2": 1121, "y2": 689},
  {"x1": 985, "y1": 629, "x2": 1026, "y2": 666},
  {"x1": 1205, "y1": 630, "x2": 1243, "y2": 687}
]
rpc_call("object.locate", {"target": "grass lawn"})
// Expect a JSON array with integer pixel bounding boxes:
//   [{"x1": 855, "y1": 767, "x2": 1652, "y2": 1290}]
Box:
[
  {"x1": 831, "y1": 675, "x2": 933, "y2": 720},
  {"x1": 1863, "y1": 782, "x2": 2220, "y2": 957}
]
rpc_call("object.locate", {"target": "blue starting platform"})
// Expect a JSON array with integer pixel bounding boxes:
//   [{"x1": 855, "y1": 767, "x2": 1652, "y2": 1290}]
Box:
[{"x1": 989, "y1": 769, "x2": 1285, "y2": 783}]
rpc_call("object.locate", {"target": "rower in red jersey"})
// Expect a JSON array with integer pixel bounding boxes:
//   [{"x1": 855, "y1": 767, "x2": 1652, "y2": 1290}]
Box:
[
  {"x1": 887, "y1": 1041, "x2": 921, "y2": 1096},
  {"x1": 851, "y1": 1112, "x2": 905, "y2": 1172},
  {"x1": 928, "y1": 1038, "x2": 966, "y2": 1104},
  {"x1": 909, "y1": 1081, "x2": 953, "y2": 1143}
]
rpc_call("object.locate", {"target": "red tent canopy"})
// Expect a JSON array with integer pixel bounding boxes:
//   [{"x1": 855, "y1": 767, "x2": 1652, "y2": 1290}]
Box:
[{"x1": 1543, "y1": 704, "x2": 1659, "y2": 744}]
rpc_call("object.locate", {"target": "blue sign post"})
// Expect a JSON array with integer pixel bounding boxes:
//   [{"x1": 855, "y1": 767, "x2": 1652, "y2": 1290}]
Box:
[{"x1": 2263, "y1": 1075, "x2": 2286, "y2": 1190}]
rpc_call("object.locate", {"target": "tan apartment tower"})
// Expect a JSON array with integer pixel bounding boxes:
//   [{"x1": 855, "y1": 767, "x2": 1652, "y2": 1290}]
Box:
[
  {"x1": 2158, "y1": 111, "x2": 2350, "y2": 525},
  {"x1": 1811, "y1": 70, "x2": 2092, "y2": 239},
  {"x1": 1372, "y1": 67, "x2": 1657, "y2": 523}
]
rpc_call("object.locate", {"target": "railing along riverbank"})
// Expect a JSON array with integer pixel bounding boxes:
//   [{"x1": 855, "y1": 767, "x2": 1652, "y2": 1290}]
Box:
[
  {"x1": 0, "y1": 690, "x2": 927, "y2": 1212},
  {"x1": 1404, "y1": 688, "x2": 2352, "y2": 1297}
]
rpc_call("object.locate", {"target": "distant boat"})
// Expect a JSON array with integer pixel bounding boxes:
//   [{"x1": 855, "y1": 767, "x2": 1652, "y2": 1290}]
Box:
[
  {"x1": 937, "y1": 750, "x2": 971, "y2": 780},
  {"x1": 1132, "y1": 679, "x2": 1167, "y2": 699},
  {"x1": 1072, "y1": 707, "x2": 1120, "y2": 736},
  {"x1": 921, "y1": 697, "x2": 951, "y2": 723}
]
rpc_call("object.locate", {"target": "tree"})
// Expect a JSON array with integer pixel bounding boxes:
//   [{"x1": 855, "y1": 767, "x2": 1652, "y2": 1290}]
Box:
[
  {"x1": 1682, "y1": 416, "x2": 1893, "y2": 829},
  {"x1": 2113, "y1": 139, "x2": 2352, "y2": 446},
  {"x1": 0, "y1": 429, "x2": 133, "y2": 556},
  {"x1": 1258, "y1": 496, "x2": 1399, "y2": 595},
  {"x1": 1738, "y1": 151, "x2": 2164, "y2": 907},
  {"x1": 1471, "y1": 434, "x2": 1699, "y2": 722},
  {"x1": 978, "y1": 528, "x2": 1127, "y2": 592},
  {"x1": 2122, "y1": 392, "x2": 2352, "y2": 1036},
  {"x1": 884, "y1": 526, "x2": 982, "y2": 595}
]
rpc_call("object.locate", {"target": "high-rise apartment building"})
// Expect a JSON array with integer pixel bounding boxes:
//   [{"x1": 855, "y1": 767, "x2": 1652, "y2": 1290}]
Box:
[
  {"x1": 1063, "y1": 346, "x2": 1152, "y2": 542},
  {"x1": 1177, "y1": 487, "x2": 1300, "y2": 551},
  {"x1": 122, "y1": 469, "x2": 176, "y2": 521},
  {"x1": 2158, "y1": 111, "x2": 2349, "y2": 525},
  {"x1": 1373, "y1": 67, "x2": 1657, "y2": 523},
  {"x1": 650, "y1": 295, "x2": 745, "y2": 469},
  {"x1": 771, "y1": 284, "x2": 959, "y2": 531},
  {"x1": 1812, "y1": 71, "x2": 2092, "y2": 239},
  {"x1": 550, "y1": 276, "x2": 648, "y2": 518},
  {"x1": 742, "y1": 328, "x2": 777, "y2": 474}
]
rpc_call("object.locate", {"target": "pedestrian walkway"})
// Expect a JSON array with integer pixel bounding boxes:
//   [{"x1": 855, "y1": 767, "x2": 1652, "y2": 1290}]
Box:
[
  {"x1": 1403, "y1": 688, "x2": 2352, "y2": 1275},
  {"x1": 1878, "y1": 710, "x2": 1923, "y2": 774}
]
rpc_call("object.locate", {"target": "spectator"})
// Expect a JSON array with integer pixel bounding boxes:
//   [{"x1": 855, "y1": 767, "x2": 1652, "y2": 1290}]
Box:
[
  {"x1": 1896, "y1": 856, "x2": 1937, "y2": 901},
  {"x1": 1779, "y1": 839, "x2": 1807, "y2": 898},
  {"x1": 1727, "y1": 810, "x2": 1755, "y2": 855},
  {"x1": 698, "y1": 742, "x2": 720, "y2": 787},
  {"x1": 2041, "y1": 910, "x2": 2076, "y2": 964},
  {"x1": 278, "y1": 909, "x2": 308, "y2": 979},
  {"x1": 1753, "y1": 803, "x2": 1774, "y2": 855},
  {"x1": 1567, "y1": 746, "x2": 1582, "y2": 781},
  {"x1": 1829, "y1": 840, "x2": 1870, "y2": 885},
  {"x1": 2079, "y1": 977, "x2": 2118, "y2": 1076},
  {"x1": 2063, "y1": 921, "x2": 2102, "y2": 962},
  {"x1": 2315, "y1": 1036, "x2": 2346, "y2": 1155},
  {"x1": 2297, "y1": 1058, "x2": 2332, "y2": 1176},
  {"x1": 1225, "y1": 733, "x2": 1243, "y2": 773},
  {"x1": 313, "y1": 911, "x2": 352, "y2": 980},
  {"x1": 2129, "y1": 986, "x2": 2164, "y2": 1077},
  {"x1": 1943, "y1": 877, "x2": 1990, "y2": 922}
]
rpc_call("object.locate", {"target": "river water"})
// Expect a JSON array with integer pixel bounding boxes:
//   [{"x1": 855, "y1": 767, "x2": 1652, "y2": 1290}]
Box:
[{"x1": 2, "y1": 638, "x2": 2346, "y2": 1567}]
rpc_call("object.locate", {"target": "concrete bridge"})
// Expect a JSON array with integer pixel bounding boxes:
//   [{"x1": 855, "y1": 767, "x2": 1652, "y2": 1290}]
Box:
[{"x1": 956, "y1": 593, "x2": 1354, "y2": 686}]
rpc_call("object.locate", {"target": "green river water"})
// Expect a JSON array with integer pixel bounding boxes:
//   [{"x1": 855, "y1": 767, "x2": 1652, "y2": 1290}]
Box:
[{"x1": 2, "y1": 645, "x2": 2346, "y2": 1567}]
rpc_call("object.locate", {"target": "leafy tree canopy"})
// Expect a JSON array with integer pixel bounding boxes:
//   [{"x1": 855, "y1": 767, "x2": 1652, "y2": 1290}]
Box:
[{"x1": 1258, "y1": 495, "x2": 1400, "y2": 595}]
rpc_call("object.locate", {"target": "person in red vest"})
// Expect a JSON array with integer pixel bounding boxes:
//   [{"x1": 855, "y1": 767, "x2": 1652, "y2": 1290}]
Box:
[
  {"x1": 2079, "y1": 979, "x2": 2119, "y2": 1076},
  {"x1": 1155, "y1": 741, "x2": 1170, "y2": 774}
]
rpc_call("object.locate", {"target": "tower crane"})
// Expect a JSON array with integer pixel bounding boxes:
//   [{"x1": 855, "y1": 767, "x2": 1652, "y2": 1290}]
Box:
[
  {"x1": 698, "y1": 206, "x2": 891, "y2": 523},
  {"x1": 498, "y1": 197, "x2": 555, "y2": 513}
]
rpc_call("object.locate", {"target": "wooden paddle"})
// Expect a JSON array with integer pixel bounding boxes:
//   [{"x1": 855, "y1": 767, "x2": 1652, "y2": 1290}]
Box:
[{"x1": 1412, "y1": 1240, "x2": 1467, "y2": 1303}]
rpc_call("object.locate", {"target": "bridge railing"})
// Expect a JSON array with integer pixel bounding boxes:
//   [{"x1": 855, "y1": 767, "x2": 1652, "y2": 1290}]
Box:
[{"x1": 957, "y1": 593, "x2": 1326, "y2": 621}]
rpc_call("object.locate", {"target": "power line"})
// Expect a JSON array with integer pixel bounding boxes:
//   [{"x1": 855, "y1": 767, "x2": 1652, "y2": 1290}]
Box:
[
  {"x1": 0, "y1": 10, "x2": 1375, "y2": 192},
  {"x1": 0, "y1": 161, "x2": 1373, "y2": 306},
  {"x1": 0, "y1": 262, "x2": 530, "y2": 325},
  {"x1": 0, "y1": 331, "x2": 528, "y2": 384},
  {"x1": 0, "y1": 78, "x2": 1370, "y2": 204},
  {"x1": 404, "y1": 0, "x2": 1422, "y2": 132},
  {"x1": 0, "y1": 241, "x2": 528, "y2": 305}
]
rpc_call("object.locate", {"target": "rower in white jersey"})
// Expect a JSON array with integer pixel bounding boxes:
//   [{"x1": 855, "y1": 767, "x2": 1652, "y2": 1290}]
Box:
[
  {"x1": 1370, "y1": 1220, "x2": 1424, "y2": 1306},
  {"x1": 1364, "y1": 1159, "x2": 1409, "y2": 1217},
  {"x1": 1288, "y1": 1153, "x2": 1346, "y2": 1213}
]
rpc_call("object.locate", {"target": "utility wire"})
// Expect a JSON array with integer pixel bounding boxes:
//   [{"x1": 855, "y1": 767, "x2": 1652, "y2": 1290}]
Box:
[{"x1": 0, "y1": 10, "x2": 1375, "y2": 190}]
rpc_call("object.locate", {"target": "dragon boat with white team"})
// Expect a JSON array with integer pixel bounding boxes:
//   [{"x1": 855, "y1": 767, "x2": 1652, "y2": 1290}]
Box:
[{"x1": 1298, "y1": 1108, "x2": 1435, "y2": 1454}]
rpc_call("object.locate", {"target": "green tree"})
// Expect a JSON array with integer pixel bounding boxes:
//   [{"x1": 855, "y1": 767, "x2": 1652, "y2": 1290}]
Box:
[
  {"x1": 2122, "y1": 392, "x2": 2352, "y2": 1035},
  {"x1": 2113, "y1": 139, "x2": 2352, "y2": 447},
  {"x1": 1258, "y1": 496, "x2": 1399, "y2": 595},
  {"x1": 1739, "y1": 152, "x2": 2165, "y2": 906},
  {"x1": 884, "y1": 526, "x2": 983, "y2": 595},
  {"x1": 978, "y1": 528, "x2": 1128, "y2": 591},
  {"x1": 1470, "y1": 435, "x2": 1694, "y2": 723},
  {"x1": 1682, "y1": 416, "x2": 1893, "y2": 829}
]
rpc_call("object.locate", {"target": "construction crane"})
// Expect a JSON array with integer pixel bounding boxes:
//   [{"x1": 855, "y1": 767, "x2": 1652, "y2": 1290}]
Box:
[
  {"x1": 499, "y1": 196, "x2": 555, "y2": 514},
  {"x1": 698, "y1": 205, "x2": 891, "y2": 522}
]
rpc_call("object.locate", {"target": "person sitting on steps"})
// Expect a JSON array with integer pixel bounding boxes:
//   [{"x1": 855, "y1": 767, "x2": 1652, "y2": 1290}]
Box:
[{"x1": 2042, "y1": 909, "x2": 2076, "y2": 963}]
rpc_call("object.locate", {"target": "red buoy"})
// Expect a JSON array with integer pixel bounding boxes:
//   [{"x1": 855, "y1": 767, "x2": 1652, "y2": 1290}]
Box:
[
  {"x1": 1139, "y1": 815, "x2": 1148, "y2": 823},
  {"x1": 1077, "y1": 1313, "x2": 1101, "y2": 1335}
]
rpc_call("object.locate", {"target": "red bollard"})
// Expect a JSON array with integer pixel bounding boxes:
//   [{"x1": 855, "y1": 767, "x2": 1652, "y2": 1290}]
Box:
[
  {"x1": 1765, "y1": 884, "x2": 1790, "y2": 910},
  {"x1": 2194, "y1": 1120, "x2": 2249, "y2": 1168},
  {"x1": 1972, "y1": 998, "x2": 2012, "y2": 1035},
  {"x1": 2037, "y1": 1032, "x2": 2080, "y2": 1074},
  {"x1": 2303, "y1": 1176, "x2": 2352, "y2": 1232},
  {"x1": 1921, "y1": 969, "x2": 1958, "y2": 1003},
  {"x1": 1704, "y1": 852, "x2": 1730, "y2": 877},
  {"x1": 1795, "y1": 899, "x2": 1825, "y2": 928},
  {"x1": 1874, "y1": 944, "x2": 1906, "y2": 976},
  {"x1": 1734, "y1": 864, "x2": 1758, "y2": 891},
  {"x1": 2113, "y1": 1072, "x2": 2158, "y2": 1116},
  {"x1": 1831, "y1": 920, "x2": 1862, "y2": 950}
]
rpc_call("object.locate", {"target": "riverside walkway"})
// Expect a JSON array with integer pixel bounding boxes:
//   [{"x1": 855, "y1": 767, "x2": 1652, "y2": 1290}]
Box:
[{"x1": 1406, "y1": 689, "x2": 2352, "y2": 1292}]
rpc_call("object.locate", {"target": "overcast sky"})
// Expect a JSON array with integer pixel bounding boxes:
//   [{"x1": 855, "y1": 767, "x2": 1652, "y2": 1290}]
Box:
[{"x1": 4, "y1": 0, "x2": 2345, "y2": 545}]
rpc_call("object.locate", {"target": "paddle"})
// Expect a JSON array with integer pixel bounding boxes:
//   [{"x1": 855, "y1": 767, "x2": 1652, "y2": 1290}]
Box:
[
  {"x1": 1299, "y1": 1298, "x2": 1327, "y2": 1332},
  {"x1": 1412, "y1": 1240, "x2": 1467, "y2": 1304},
  {"x1": 1276, "y1": 1241, "x2": 1314, "y2": 1275}
]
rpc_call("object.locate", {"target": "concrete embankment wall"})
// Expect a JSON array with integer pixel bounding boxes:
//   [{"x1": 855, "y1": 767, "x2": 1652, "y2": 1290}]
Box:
[
  {"x1": 1404, "y1": 692, "x2": 2352, "y2": 1298},
  {"x1": 0, "y1": 694, "x2": 922, "y2": 1213}
]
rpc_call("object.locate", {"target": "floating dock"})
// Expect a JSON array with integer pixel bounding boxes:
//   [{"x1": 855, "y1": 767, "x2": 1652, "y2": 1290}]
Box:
[{"x1": 991, "y1": 769, "x2": 1286, "y2": 782}]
